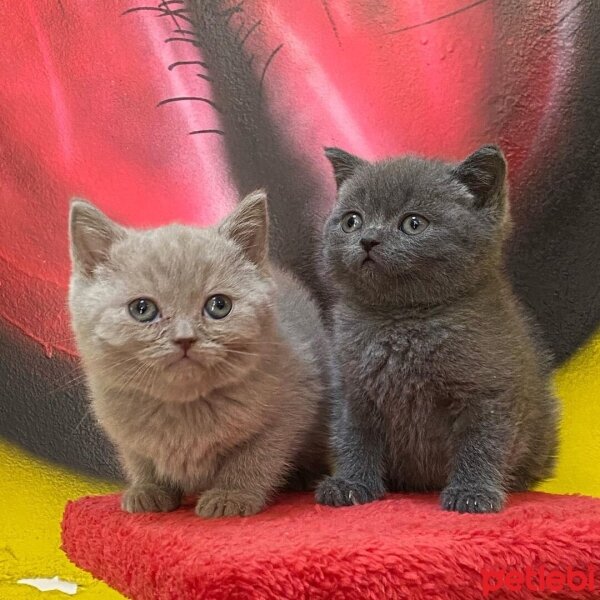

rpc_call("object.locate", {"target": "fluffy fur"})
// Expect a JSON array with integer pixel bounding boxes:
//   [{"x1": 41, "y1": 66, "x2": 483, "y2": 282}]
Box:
[
  {"x1": 68, "y1": 191, "x2": 330, "y2": 518},
  {"x1": 315, "y1": 145, "x2": 559, "y2": 513}
]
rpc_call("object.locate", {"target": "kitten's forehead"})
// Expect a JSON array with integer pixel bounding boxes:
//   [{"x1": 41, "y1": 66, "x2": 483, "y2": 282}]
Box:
[
  {"x1": 340, "y1": 156, "x2": 458, "y2": 216},
  {"x1": 108, "y1": 224, "x2": 255, "y2": 306}
]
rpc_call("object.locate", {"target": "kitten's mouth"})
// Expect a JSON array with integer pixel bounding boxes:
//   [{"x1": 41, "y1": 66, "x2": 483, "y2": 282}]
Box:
[
  {"x1": 361, "y1": 255, "x2": 377, "y2": 267},
  {"x1": 169, "y1": 354, "x2": 200, "y2": 368}
]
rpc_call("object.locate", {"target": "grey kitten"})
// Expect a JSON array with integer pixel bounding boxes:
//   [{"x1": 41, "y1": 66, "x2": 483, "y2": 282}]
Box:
[
  {"x1": 315, "y1": 145, "x2": 559, "y2": 513},
  {"x1": 69, "y1": 191, "x2": 330, "y2": 518}
]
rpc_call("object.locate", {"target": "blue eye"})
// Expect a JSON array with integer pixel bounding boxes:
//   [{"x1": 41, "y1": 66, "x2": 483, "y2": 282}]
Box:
[
  {"x1": 341, "y1": 212, "x2": 363, "y2": 233},
  {"x1": 128, "y1": 298, "x2": 160, "y2": 323},
  {"x1": 204, "y1": 295, "x2": 232, "y2": 319},
  {"x1": 400, "y1": 214, "x2": 429, "y2": 235}
]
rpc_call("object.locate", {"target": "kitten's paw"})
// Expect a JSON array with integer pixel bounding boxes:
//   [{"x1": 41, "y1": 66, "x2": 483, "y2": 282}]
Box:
[
  {"x1": 440, "y1": 485, "x2": 505, "y2": 514},
  {"x1": 315, "y1": 476, "x2": 384, "y2": 507},
  {"x1": 121, "y1": 484, "x2": 181, "y2": 513},
  {"x1": 195, "y1": 489, "x2": 265, "y2": 518}
]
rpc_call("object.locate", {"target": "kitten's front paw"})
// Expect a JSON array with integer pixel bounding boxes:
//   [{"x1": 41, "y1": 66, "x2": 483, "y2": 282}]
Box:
[
  {"x1": 121, "y1": 484, "x2": 181, "y2": 513},
  {"x1": 315, "y1": 476, "x2": 384, "y2": 507},
  {"x1": 440, "y1": 485, "x2": 505, "y2": 514},
  {"x1": 195, "y1": 489, "x2": 265, "y2": 518}
]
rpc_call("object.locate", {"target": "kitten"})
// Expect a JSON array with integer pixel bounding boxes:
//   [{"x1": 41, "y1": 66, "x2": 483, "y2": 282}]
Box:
[
  {"x1": 68, "y1": 191, "x2": 330, "y2": 518},
  {"x1": 315, "y1": 145, "x2": 559, "y2": 513}
]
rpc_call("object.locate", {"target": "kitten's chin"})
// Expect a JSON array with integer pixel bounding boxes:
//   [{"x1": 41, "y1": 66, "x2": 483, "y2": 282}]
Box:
[
  {"x1": 158, "y1": 368, "x2": 215, "y2": 402},
  {"x1": 158, "y1": 358, "x2": 246, "y2": 400},
  {"x1": 164, "y1": 358, "x2": 204, "y2": 381},
  {"x1": 145, "y1": 346, "x2": 261, "y2": 400}
]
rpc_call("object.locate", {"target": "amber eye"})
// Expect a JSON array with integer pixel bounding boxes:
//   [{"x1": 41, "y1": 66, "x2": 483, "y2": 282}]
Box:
[
  {"x1": 341, "y1": 212, "x2": 363, "y2": 233},
  {"x1": 400, "y1": 214, "x2": 429, "y2": 235},
  {"x1": 128, "y1": 298, "x2": 160, "y2": 323},
  {"x1": 204, "y1": 294, "x2": 232, "y2": 319}
]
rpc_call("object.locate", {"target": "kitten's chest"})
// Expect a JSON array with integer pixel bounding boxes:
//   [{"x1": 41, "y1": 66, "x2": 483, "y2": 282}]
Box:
[
  {"x1": 151, "y1": 428, "x2": 216, "y2": 491},
  {"x1": 342, "y1": 316, "x2": 455, "y2": 403},
  {"x1": 339, "y1": 314, "x2": 462, "y2": 489},
  {"x1": 127, "y1": 401, "x2": 220, "y2": 488},
  {"x1": 107, "y1": 391, "x2": 261, "y2": 490}
]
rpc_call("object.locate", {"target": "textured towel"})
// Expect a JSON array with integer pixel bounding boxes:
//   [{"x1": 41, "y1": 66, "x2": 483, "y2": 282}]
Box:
[{"x1": 62, "y1": 492, "x2": 600, "y2": 599}]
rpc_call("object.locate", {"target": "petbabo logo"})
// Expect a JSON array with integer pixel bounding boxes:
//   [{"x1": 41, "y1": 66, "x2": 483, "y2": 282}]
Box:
[{"x1": 482, "y1": 565, "x2": 596, "y2": 596}]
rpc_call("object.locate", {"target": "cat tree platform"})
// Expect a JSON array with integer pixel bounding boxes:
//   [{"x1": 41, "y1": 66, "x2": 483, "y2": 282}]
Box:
[{"x1": 62, "y1": 492, "x2": 600, "y2": 599}]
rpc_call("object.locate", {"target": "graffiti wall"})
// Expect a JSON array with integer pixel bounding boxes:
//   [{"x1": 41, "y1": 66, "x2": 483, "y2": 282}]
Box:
[{"x1": 1, "y1": 0, "x2": 599, "y2": 596}]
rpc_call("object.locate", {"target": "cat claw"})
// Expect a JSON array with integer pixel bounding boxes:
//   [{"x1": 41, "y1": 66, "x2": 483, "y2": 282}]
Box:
[
  {"x1": 315, "y1": 476, "x2": 384, "y2": 507},
  {"x1": 440, "y1": 485, "x2": 505, "y2": 514}
]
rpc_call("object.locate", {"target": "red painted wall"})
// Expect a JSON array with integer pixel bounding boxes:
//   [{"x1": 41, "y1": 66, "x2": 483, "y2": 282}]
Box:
[{"x1": 0, "y1": 0, "x2": 598, "y2": 476}]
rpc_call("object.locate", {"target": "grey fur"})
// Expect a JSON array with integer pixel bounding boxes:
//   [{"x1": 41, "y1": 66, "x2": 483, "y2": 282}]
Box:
[
  {"x1": 315, "y1": 145, "x2": 559, "y2": 513},
  {"x1": 69, "y1": 191, "x2": 329, "y2": 518}
]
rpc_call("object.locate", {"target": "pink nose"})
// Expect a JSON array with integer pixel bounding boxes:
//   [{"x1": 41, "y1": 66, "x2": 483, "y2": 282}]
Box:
[{"x1": 174, "y1": 338, "x2": 197, "y2": 353}]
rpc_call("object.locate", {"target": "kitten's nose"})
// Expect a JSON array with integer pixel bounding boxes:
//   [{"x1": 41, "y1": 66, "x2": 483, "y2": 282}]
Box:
[
  {"x1": 174, "y1": 337, "x2": 197, "y2": 353},
  {"x1": 360, "y1": 237, "x2": 380, "y2": 252}
]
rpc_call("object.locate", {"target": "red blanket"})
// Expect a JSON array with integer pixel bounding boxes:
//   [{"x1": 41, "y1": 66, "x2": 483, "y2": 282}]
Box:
[{"x1": 62, "y1": 492, "x2": 600, "y2": 599}]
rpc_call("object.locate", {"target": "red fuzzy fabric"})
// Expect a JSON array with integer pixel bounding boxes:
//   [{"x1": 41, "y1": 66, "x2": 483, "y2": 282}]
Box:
[{"x1": 62, "y1": 492, "x2": 600, "y2": 599}]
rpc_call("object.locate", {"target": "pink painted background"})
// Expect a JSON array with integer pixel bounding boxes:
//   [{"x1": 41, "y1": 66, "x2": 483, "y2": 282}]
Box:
[{"x1": 0, "y1": 0, "x2": 598, "y2": 476}]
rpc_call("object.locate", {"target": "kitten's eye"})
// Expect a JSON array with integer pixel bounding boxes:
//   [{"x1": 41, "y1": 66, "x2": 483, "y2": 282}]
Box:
[
  {"x1": 341, "y1": 212, "x2": 363, "y2": 233},
  {"x1": 400, "y1": 214, "x2": 429, "y2": 235},
  {"x1": 204, "y1": 294, "x2": 232, "y2": 319},
  {"x1": 128, "y1": 298, "x2": 160, "y2": 323}
]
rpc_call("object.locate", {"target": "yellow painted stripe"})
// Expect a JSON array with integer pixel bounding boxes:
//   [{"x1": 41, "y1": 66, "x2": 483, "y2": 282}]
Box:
[
  {"x1": 539, "y1": 327, "x2": 600, "y2": 496},
  {"x1": 0, "y1": 438, "x2": 123, "y2": 599}
]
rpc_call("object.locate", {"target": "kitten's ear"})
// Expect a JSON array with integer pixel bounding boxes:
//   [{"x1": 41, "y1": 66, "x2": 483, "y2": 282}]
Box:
[
  {"x1": 453, "y1": 145, "x2": 507, "y2": 209},
  {"x1": 69, "y1": 199, "x2": 126, "y2": 277},
  {"x1": 219, "y1": 190, "x2": 269, "y2": 269},
  {"x1": 324, "y1": 147, "x2": 366, "y2": 189}
]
